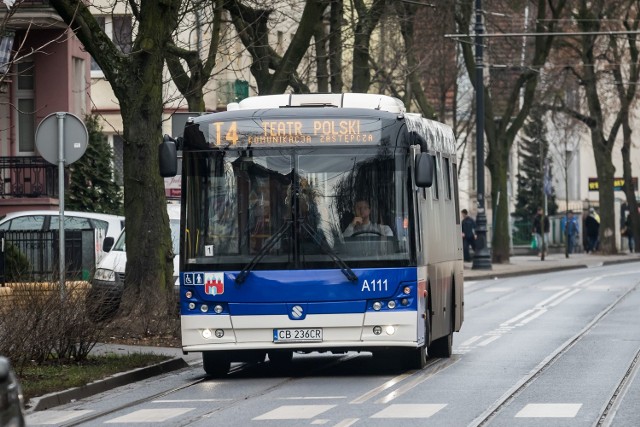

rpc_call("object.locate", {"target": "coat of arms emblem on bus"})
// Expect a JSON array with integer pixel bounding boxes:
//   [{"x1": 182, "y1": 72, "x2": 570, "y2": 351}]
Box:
[{"x1": 204, "y1": 272, "x2": 225, "y2": 295}]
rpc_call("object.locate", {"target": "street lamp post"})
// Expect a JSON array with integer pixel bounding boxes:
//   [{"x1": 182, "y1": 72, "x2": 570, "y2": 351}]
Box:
[{"x1": 472, "y1": 0, "x2": 492, "y2": 270}]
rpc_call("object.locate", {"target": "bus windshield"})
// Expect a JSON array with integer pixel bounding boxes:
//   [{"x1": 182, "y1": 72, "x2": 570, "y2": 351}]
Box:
[{"x1": 183, "y1": 146, "x2": 412, "y2": 270}]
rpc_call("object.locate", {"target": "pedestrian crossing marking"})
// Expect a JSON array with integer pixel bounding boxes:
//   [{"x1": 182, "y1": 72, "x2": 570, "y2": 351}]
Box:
[
  {"x1": 105, "y1": 408, "x2": 193, "y2": 423},
  {"x1": 252, "y1": 404, "x2": 336, "y2": 420},
  {"x1": 515, "y1": 403, "x2": 582, "y2": 418},
  {"x1": 370, "y1": 403, "x2": 446, "y2": 418},
  {"x1": 27, "y1": 410, "x2": 93, "y2": 425}
]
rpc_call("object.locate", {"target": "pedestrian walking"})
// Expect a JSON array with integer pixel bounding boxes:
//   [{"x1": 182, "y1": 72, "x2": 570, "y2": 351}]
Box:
[
  {"x1": 622, "y1": 213, "x2": 635, "y2": 253},
  {"x1": 585, "y1": 207, "x2": 600, "y2": 253},
  {"x1": 461, "y1": 209, "x2": 476, "y2": 262},
  {"x1": 564, "y1": 211, "x2": 579, "y2": 254},
  {"x1": 532, "y1": 207, "x2": 550, "y2": 257}
]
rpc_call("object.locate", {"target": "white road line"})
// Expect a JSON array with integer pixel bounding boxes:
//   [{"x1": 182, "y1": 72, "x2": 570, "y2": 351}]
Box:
[
  {"x1": 477, "y1": 335, "x2": 501, "y2": 346},
  {"x1": 27, "y1": 410, "x2": 93, "y2": 425},
  {"x1": 333, "y1": 418, "x2": 360, "y2": 427},
  {"x1": 252, "y1": 405, "x2": 336, "y2": 420},
  {"x1": 154, "y1": 399, "x2": 232, "y2": 403},
  {"x1": 370, "y1": 403, "x2": 447, "y2": 418},
  {"x1": 515, "y1": 403, "x2": 582, "y2": 418},
  {"x1": 105, "y1": 408, "x2": 193, "y2": 423},
  {"x1": 536, "y1": 289, "x2": 572, "y2": 308},
  {"x1": 350, "y1": 372, "x2": 412, "y2": 404},
  {"x1": 501, "y1": 309, "x2": 535, "y2": 326},
  {"x1": 375, "y1": 358, "x2": 458, "y2": 404},
  {"x1": 547, "y1": 289, "x2": 581, "y2": 307},
  {"x1": 460, "y1": 336, "x2": 483, "y2": 346},
  {"x1": 279, "y1": 396, "x2": 346, "y2": 400},
  {"x1": 518, "y1": 309, "x2": 548, "y2": 325}
]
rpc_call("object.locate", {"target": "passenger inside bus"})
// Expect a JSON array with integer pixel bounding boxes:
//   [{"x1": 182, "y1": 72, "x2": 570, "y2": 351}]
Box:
[{"x1": 342, "y1": 199, "x2": 393, "y2": 237}]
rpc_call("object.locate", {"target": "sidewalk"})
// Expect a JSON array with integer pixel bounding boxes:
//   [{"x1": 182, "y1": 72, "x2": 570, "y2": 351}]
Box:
[{"x1": 464, "y1": 251, "x2": 640, "y2": 281}]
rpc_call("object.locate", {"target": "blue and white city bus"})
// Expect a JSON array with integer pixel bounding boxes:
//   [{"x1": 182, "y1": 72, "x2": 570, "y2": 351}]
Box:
[{"x1": 159, "y1": 93, "x2": 464, "y2": 376}]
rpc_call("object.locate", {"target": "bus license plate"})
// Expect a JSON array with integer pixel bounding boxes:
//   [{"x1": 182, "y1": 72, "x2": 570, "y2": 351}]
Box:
[{"x1": 273, "y1": 328, "x2": 323, "y2": 343}]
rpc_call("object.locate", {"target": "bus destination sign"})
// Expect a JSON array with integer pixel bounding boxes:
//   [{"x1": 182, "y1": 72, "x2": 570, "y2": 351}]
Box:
[{"x1": 206, "y1": 118, "x2": 381, "y2": 147}]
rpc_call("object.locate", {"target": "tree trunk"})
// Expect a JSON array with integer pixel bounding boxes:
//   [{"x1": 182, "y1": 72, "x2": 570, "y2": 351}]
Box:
[
  {"x1": 592, "y1": 136, "x2": 617, "y2": 254},
  {"x1": 49, "y1": 0, "x2": 178, "y2": 299}
]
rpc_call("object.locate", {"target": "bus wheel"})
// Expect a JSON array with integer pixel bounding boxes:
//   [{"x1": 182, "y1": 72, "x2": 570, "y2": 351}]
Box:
[
  {"x1": 268, "y1": 350, "x2": 293, "y2": 366},
  {"x1": 202, "y1": 351, "x2": 231, "y2": 377},
  {"x1": 405, "y1": 344, "x2": 427, "y2": 369},
  {"x1": 428, "y1": 331, "x2": 452, "y2": 358}
]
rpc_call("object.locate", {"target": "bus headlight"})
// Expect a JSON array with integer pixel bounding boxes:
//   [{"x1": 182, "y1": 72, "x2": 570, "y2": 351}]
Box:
[
  {"x1": 214, "y1": 305, "x2": 224, "y2": 314},
  {"x1": 373, "y1": 326, "x2": 382, "y2": 335},
  {"x1": 403, "y1": 286, "x2": 411, "y2": 295},
  {"x1": 188, "y1": 302, "x2": 196, "y2": 310},
  {"x1": 202, "y1": 329, "x2": 212, "y2": 339},
  {"x1": 215, "y1": 329, "x2": 224, "y2": 338},
  {"x1": 185, "y1": 290, "x2": 193, "y2": 298},
  {"x1": 372, "y1": 301, "x2": 382, "y2": 311},
  {"x1": 385, "y1": 325, "x2": 396, "y2": 335},
  {"x1": 387, "y1": 300, "x2": 396, "y2": 309},
  {"x1": 200, "y1": 304, "x2": 208, "y2": 313}
]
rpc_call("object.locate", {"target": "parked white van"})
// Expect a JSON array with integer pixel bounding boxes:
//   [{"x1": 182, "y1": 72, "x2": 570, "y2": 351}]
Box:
[
  {"x1": 88, "y1": 204, "x2": 180, "y2": 321},
  {"x1": 0, "y1": 210, "x2": 125, "y2": 263}
]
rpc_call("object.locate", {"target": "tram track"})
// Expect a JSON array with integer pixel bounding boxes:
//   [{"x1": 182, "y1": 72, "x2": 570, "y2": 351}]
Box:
[
  {"x1": 595, "y1": 346, "x2": 640, "y2": 427},
  {"x1": 468, "y1": 279, "x2": 640, "y2": 427},
  {"x1": 60, "y1": 351, "x2": 365, "y2": 426}
]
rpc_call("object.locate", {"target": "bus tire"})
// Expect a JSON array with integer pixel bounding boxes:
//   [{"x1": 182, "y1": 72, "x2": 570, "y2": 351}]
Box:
[
  {"x1": 428, "y1": 332, "x2": 452, "y2": 358},
  {"x1": 405, "y1": 344, "x2": 427, "y2": 369},
  {"x1": 202, "y1": 351, "x2": 231, "y2": 377}
]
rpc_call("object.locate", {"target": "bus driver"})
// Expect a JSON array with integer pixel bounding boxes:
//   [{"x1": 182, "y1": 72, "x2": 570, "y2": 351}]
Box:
[{"x1": 343, "y1": 200, "x2": 393, "y2": 237}]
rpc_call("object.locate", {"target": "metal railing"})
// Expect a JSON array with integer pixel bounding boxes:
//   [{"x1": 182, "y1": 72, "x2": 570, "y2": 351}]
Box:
[
  {"x1": 0, "y1": 157, "x2": 58, "y2": 198},
  {"x1": 0, "y1": 230, "x2": 95, "y2": 284}
]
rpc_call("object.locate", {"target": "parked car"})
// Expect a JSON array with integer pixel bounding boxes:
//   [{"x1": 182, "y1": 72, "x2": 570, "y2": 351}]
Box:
[
  {"x1": 0, "y1": 356, "x2": 25, "y2": 427},
  {"x1": 88, "y1": 204, "x2": 180, "y2": 321},
  {"x1": 0, "y1": 210, "x2": 125, "y2": 263}
]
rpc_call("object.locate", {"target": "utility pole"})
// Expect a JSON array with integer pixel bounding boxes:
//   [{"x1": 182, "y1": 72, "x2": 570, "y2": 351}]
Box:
[{"x1": 472, "y1": 0, "x2": 492, "y2": 270}]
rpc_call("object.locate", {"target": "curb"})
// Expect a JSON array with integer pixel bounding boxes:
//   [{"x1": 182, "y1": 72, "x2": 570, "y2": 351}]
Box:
[
  {"x1": 465, "y1": 257, "x2": 640, "y2": 281},
  {"x1": 26, "y1": 357, "x2": 189, "y2": 412}
]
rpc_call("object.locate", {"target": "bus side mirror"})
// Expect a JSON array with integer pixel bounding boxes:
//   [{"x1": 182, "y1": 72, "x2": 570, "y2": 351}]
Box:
[
  {"x1": 415, "y1": 153, "x2": 434, "y2": 188},
  {"x1": 159, "y1": 134, "x2": 178, "y2": 177}
]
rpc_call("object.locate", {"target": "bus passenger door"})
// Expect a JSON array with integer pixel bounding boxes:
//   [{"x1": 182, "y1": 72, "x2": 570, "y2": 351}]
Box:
[{"x1": 409, "y1": 145, "x2": 427, "y2": 343}]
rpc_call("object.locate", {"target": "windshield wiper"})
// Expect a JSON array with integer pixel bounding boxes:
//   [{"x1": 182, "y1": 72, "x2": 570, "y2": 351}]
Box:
[
  {"x1": 235, "y1": 220, "x2": 291, "y2": 284},
  {"x1": 299, "y1": 221, "x2": 358, "y2": 282}
]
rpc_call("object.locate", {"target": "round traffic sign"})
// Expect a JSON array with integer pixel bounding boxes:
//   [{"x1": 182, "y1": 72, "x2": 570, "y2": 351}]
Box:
[{"x1": 35, "y1": 112, "x2": 88, "y2": 165}]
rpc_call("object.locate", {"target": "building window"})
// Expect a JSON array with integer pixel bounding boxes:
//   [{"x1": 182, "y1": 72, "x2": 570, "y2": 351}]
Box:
[
  {"x1": 72, "y1": 57, "x2": 86, "y2": 116},
  {"x1": 91, "y1": 16, "x2": 132, "y2": 76},
  {"x1": 17, "y1": 61, "x2": 35, "y2": 154},
  {"x1": 112, "y1": 134, "x2": 124, "y2": 186}
]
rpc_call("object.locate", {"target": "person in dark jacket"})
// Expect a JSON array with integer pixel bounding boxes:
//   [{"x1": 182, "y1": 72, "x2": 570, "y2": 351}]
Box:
[
  {"x1": 532, "y1": 207, "x2": 550, "y2": 257},
  {"x1": 461, "y1": 209, "x2": 476, "y2": 262},
  {"x1": 585, "y1": 207, "x2": 600, "y2": 253}
]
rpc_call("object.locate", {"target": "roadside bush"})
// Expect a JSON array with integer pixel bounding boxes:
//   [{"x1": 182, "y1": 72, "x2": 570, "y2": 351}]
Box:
[
  {"x1": 0, "y1": 281, "x2": 109, "y2": 373},
  {"x1": 4, "y1": 242, "x2": 31, "y2": 282}
]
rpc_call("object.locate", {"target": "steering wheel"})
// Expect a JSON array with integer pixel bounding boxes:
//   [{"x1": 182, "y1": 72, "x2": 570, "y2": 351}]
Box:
[{"x1": 352, "y1": 230, "x2": 384, "y2": 237}]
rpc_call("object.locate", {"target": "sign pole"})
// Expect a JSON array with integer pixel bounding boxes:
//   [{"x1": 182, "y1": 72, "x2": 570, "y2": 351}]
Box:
[{"x1": 57, "y1": 112, "x2": 66, "y2": 297}]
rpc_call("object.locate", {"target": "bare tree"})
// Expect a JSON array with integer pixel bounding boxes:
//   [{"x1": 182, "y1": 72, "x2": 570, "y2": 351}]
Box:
[
  {"x1": 222, "y1": 0, "x2": 329, "y2": 94},
  {"x1": 49, "y1": 0, "x2": 180, "y2": 299},
  {"x1": 165, "y1": 0, "x2": 224, "y2": 112},
  {"x1": 455, "y1": 0, "x2": 567, "y2": 263},
  {"x1": 545, "y1": 0, "x2": 640, "y2": 254}
]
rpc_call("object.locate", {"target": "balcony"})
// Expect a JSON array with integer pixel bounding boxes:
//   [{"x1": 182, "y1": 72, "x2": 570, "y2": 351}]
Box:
[
  {"x1": 0, "y1": 1, "x2": 66, "y2": 30},
  {"x1": 0, "y1": 157, "x2": 58, "y2": 199}
]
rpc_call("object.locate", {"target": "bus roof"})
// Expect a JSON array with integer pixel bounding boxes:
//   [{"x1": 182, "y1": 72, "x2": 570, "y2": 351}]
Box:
[{"x1": 227, "y1": 93, "x2": 406, "y2": 115}]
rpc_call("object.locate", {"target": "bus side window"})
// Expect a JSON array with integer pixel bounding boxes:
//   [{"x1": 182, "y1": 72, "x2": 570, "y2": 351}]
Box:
[
  {"x1": 431, "y1": 154, "x2": 439, "y2": 200},
  {"x1": 443, "y1": 156, "x2": 452, "y2": 200}
]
